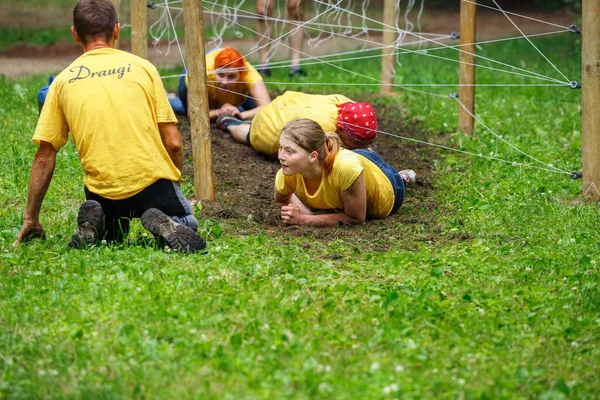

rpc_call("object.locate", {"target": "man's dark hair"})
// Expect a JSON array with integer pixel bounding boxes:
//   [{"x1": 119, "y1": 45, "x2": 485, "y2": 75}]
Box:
[{"x1": 73, "y1": 0, "x2": 118, "y2": 44}]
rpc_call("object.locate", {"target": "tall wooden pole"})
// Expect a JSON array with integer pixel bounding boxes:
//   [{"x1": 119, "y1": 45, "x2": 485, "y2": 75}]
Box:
[
  {"x1": 380, "y1": 0, "x2": 397, "y2": 94},
  {"x1": 458, "y1": 0, "x2": 477, "y2": 134},
  {"x1": 131, "y1": 0, "x2": 147, "y2": 59},
  {"x1": 112, "y1": 0, "x2": 120, "y2": 49},
  {"x1": 183, "y1": 0, "x2": 215, "y2": 200},
  {"x1": 582, "y1": 0, "x2": 600, "y2": 200}
]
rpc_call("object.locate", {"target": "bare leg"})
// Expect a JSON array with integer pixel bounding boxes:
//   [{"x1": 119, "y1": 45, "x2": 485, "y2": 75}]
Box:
[
  {"x1": 287, "y1": 0, "x2": 304, "y2": 69},
  {"x1": 228, "y1": 124, "x2": 251, "y2": 145},
  {"x1": 256, "y1": 0, "x2": 274, "y2": 71}
]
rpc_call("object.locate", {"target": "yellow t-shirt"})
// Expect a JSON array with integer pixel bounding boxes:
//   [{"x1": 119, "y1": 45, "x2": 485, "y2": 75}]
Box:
[
  {"x1": 186, "y1": 48, "x2": 263, "y2": 108},
  {"x1": 33, "y1": 47, "x2": 180, "y2": 200},
  {"x1": 275, "y1": 149, "x2": 395, "y2": 218},
  {"x1": 250, "y1": 91, "x2": 352, "y2": 157}
]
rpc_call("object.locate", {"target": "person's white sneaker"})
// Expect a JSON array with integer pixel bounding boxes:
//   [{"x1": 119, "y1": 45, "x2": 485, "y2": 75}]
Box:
[{"x1": 399, "y1": 169, "x2": 417, "y2": 184}]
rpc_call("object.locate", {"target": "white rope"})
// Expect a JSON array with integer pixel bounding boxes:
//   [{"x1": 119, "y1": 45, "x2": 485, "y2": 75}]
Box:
[
  {"x1": 164, "y1": 0, "x2": 187, "y2": 72},
  {"x1": 207, "y1": 5, "x2": 448, "y2": 98},
  {"x1": 201, "y1": 82, "x2": 572, "y2": 177},
  {"x1": 209, "y1": 30, "x2": 567, "y2": 76},
  {"x1": 279, "y1": 100, "x2": 572, "y2": 176},
  {"x1": 452, "y1": 96, "x2": 570, "y2": 174},
  {"x1": 309, "y1": 0, "x2": 566, "y2": 84},
  {"x1": 155, "y1": 1, "x2": 568, "y2": 85},
  {"x1": 205, "y1": 4, "x2": 565, "y2": 85},
  {"x1": 426, "y1": 30, "x2": 569, "y2": 52},
  {"x1": 207, "y1": 80, "x2": 568, "y2": 87},
  {"x1": 491, "y1": 0, "x2": 571, "y2": 83},
  {"x1": 154, "y1": 0, "x2": 576, "y2": 177},
  {"x1": 239, "y1": 0, "x2": 347, "y2": 67},
  {"x1": 462, "y1": 0, "x2": 571, "y2": 30}
]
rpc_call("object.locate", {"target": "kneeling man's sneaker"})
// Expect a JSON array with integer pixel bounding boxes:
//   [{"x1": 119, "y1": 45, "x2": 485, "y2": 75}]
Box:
[
  {"x1": 69, "y1": 200, "x2": 105, "y2": 249},
  {"x1": 141, "y1": 208, "x2": 206, "y2": 253},
  {"x1": 399, "y1": 169, "x2": 417, "y2": 184}
]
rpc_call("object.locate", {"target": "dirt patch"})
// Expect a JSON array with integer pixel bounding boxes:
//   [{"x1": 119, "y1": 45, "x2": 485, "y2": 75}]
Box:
[{"x1": 178, "y1": 101, "x2": 445, "y2": 251}]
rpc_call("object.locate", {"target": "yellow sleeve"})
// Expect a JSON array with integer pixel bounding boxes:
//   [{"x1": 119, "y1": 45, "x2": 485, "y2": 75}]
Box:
[
  {"x1": 244, "y1": 62, "x2": 264, "y2": 87},
  {"x1": 333, "y1": 151, "x2": 363, "y2": 192},
  {"x1": 275, "y1": 169, "x2": 296, "y2": 195},
  {"x1": 32, "y1": 78, "x2": 69, "y2": 151}
]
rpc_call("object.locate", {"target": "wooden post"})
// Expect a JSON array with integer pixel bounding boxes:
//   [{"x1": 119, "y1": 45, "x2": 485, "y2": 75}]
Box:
[
  {"x1": 582, "y1": 0, "x2": 600, "y2": 200},
  {"x1": 380, "y1": 0, "x2": 397, "y2": 94},
  {"x1": 183, "y1": 0, "x2": 215, "y2": 200},
  {"x1": 458, "y1": 0, "x2": 476, "y2": 134},
  {"x1": 112, "y1": 0, "x2": 120, "y2": 49},
  {"x1": 131, "y1": 0, "x2": 147, "y2": 59}
]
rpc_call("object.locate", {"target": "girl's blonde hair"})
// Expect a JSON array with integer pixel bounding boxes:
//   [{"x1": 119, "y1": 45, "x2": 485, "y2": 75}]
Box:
[{"x1": 280, "y1": 119, "x2": 341, "y2": 175}]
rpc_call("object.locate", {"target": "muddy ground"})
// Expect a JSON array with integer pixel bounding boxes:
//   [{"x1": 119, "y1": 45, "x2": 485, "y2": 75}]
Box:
[{"x1": 178, "y1": 102, "x2": 444, "y2": 251}]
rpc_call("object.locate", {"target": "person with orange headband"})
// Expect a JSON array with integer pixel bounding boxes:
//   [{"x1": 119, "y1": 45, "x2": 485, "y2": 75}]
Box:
[
  {"x1": 169, "y1": 47, "x2": 271, "y2": 120},
  {"x1": 215, "y1": 91, "x2": 382, "y2": 157},
  {"x1": 274, "y1": 119, "x2": 415, "y2": 226}
]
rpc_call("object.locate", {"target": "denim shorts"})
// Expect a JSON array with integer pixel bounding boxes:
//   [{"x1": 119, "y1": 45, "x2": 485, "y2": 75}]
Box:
[{"x1": 352, "y1": 149, "x2": 405, "y2": 214}]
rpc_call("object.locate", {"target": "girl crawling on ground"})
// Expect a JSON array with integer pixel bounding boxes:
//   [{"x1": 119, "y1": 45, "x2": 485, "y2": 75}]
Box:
[
  {"x1": 169, "y1": 47, "x2": 270, "y2": 120},
  {"x1": 274, "y1": 119, "x2": 416, "y2": 227}
]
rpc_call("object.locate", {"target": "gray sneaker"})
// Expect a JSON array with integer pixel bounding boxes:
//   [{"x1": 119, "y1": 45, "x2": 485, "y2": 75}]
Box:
[
  {"x1": 141, "y1": 208, "x2": 206, "y2": 253},
  {"x1": 215, "y1": 114, "x2": 245, "y2": 133},
  {"x1": 69, "y1": 200, "x2": 105, "y2": 249},
  {"x1": 399, "y1": 169, "x2": 417, "y2": 184}
]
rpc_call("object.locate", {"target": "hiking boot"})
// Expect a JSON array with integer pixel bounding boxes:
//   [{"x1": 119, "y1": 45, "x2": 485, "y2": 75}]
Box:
[
  {"x1": 399, "y1": 169, "x2": 417, "y2": 184},
  {"x1": 215, "y1": 114, "x2": 245, "y2": 133},
  {"x1": 69, "y1": 200, "x2": 105, "y2": 249},
  {"x1": 141, "y1": 208, "x2": 206, "y2": 253}
]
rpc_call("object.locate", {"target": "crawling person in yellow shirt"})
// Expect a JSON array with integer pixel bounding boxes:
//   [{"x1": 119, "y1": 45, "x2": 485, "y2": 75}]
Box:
[
  {"x1": 274, "y1": 119, "x2": 416, "y2": 226},
  {"x1": 13, "y1": 0, "x2": 205, "y2": 253},
  {"x1": 169, "y1": 47, "x2": 271, "y2": 120},
  {"x1": 215, "y1": 91, "x2": 380, "y2": 156}
]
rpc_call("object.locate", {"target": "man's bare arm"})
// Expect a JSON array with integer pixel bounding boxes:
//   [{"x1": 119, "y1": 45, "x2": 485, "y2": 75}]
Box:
[
  {"x1": 13, "y1": 141, "x2": 57, "y2": 246},
  {"x1": 158, "y1": 122, "x2": 184, "y2": 172}
]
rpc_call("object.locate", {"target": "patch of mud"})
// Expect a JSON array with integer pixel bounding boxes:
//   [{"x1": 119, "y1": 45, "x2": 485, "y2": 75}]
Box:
[{"x1": 179, "y1": 101, "x2": 448, "y2": 251}]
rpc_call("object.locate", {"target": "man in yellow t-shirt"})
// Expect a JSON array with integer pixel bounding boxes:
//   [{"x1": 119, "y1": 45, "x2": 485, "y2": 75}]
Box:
[
  {"x1": 13, "y1": 0, "x2": 205, "y2": 253},
  {"x1": 215, "y1": 91, "x2": 379, "y2": 157}
]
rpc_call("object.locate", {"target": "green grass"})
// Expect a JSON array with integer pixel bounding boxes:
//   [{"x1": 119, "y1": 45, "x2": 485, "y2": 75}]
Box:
[{"x1": 1, "y1": 34, "x2": 600, "y2": 398}]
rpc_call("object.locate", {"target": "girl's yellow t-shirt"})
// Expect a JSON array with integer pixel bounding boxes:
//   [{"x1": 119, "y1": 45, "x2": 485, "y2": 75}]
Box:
[
  {"x1": 249, "y1": 91, "x2": 352, "y2": 157},
  {"x1": 275, "y1": 149, "x2": 395, "y2": 218},
  {"x1": 33, "y1": 48, "x2": 180, "y2": 200}
]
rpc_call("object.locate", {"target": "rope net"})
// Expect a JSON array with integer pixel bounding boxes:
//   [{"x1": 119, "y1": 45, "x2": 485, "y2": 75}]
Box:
[{"x1": 139, "y1": 0, "x2": 579, "y2": 177}]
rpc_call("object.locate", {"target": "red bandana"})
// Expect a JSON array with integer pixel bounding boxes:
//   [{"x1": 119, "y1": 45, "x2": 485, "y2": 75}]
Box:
[{"x1": 337, "y1": 102, "x2": 378, "y2": 141}]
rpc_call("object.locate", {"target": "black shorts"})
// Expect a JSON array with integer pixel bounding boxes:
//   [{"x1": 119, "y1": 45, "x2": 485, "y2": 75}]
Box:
[{"x1": 84, "y1": 179, "x2": 194, "y2": 221}]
